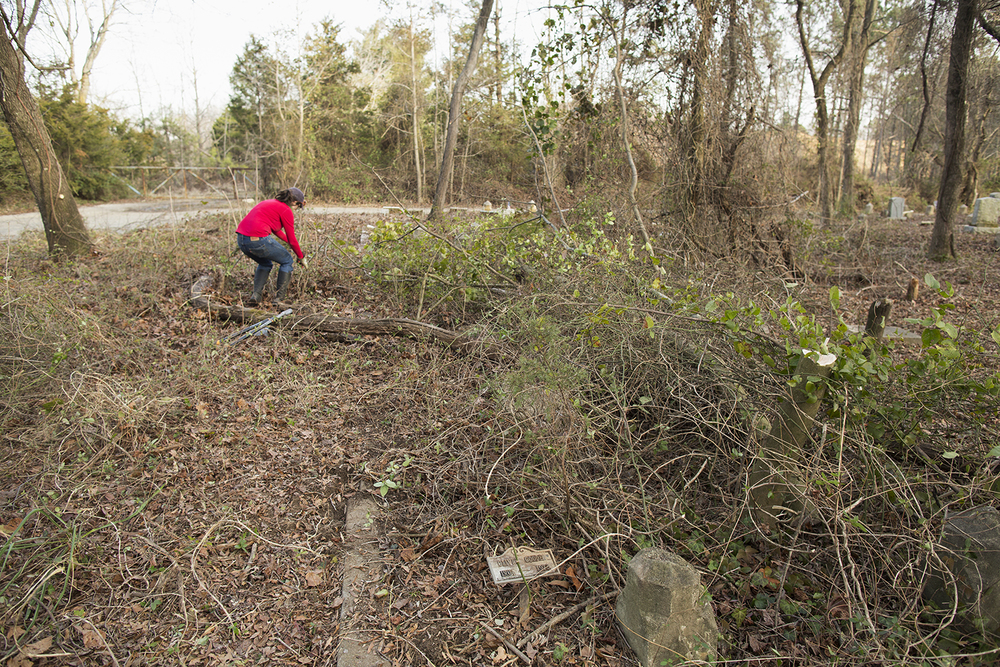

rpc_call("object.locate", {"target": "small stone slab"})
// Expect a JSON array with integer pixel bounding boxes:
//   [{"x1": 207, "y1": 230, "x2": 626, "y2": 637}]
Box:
[
  {"x1": 338, "y1": 498, "x2": 389, "y2": 667},
  {"x1": 845, "y1": 324, "x2": 922, "y2": 345},
  {"x1": 963, "y1": 225, "x2": 1000, "y2": 235}
]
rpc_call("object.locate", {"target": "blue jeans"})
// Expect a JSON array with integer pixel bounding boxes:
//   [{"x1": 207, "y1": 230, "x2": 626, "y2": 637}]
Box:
[{"x1": 237, "y1": 234, "x2": 295, "y2": 283}]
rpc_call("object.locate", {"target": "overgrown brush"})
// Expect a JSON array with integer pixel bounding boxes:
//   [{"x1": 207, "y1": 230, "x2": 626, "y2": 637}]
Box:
[
  {"x1": 363, "y1": 209, "x2": 1000, "y2": 661},
  {"x1": 3, "y1": 210, "x2": 1000, "y2": 664}
]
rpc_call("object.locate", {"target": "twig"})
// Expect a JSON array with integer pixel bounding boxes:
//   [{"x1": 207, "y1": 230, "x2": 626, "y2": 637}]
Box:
[
  {"x1": 190, "y1": 520, "x2": 234, "y2": 625},
  {"x1": 520, "y1": 105, "x2": 566, "y2": 229},
  {"x1": 79, "y1": 616, "x2": 122, "y2": 667},
  {"x1": 516, "y1": 591, "x2": 617, "y2": 649},
  {"x1": 481, "y1": 623, "x2": 531, "y2": 664},
  {"x1": 354, "y1": 628, "x2": 435, "y2": 666}
]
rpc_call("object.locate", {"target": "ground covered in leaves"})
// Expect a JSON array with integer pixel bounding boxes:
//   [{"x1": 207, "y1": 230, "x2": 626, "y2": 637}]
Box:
[{"x1": 2, "y1": 207, "x2": 1000, "y2": 666}]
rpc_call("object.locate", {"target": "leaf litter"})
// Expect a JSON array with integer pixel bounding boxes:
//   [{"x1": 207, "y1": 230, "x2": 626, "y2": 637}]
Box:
[{"x1": 1, "y1": 209, "x2": 999, "y2": 665}]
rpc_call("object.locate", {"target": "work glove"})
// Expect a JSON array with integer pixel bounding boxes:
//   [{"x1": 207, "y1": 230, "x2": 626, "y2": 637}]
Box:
[{"x1": 299, "y1": 255, "x2": 309, "y2": 269}]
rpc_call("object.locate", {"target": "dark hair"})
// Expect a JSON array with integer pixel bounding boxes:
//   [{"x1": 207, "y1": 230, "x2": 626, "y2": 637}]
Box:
[{"x1": 275, "y1": 188, "x2": 305, "y2": 206}]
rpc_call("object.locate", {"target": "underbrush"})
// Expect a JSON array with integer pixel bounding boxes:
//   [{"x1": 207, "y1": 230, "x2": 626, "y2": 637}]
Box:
[{"x1": 2, "y1": 211, "x2": 1000, "y2": 665}]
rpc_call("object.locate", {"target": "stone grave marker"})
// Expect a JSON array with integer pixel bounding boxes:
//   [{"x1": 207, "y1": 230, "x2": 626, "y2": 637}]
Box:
[
  {"x1": 888, "y1": 197, "x2": 905, "y2": 219},
  {"x1": 972, "y1": 197, "x2": 1000, "y2": 228}
]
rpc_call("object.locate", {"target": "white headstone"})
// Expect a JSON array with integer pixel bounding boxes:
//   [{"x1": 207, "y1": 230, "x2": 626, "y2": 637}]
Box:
[
  {"x1": 926, "y1": 204, "x2": 935, "y2": 216},
  {"x1": 990, "y1": 193, "x2": 1000, "y2": 199},
  {"x1": 864, "y1": 203, "x2": 874, "y2": 216},
  {"x1": 888, "y1": 197, "x2": 906, "y2": 219},
  {"x1": 972, "y1": 197, "x2": 1000, "y2": 228},
  {"x1": 960, "y1": 204, "x2": 969, "y2": 215}
]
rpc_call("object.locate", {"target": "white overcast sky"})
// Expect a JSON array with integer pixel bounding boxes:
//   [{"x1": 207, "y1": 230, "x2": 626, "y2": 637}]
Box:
[{"x1": 55, "y1": 0, "x2": 550, "y2": 120}]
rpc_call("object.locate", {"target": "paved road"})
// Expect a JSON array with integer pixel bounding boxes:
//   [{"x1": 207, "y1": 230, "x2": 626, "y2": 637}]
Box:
[{"x1": 0, "y1": 199, "x2": 417, "y2": 240}]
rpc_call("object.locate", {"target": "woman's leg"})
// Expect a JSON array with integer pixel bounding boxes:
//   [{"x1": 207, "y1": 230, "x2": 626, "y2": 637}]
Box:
[
  {"x1": 238, "y1": 236, "x2": 277, "y2": 304},
  {"x1": 255, "y1": 237, "x2": 295, "y2": 274}
]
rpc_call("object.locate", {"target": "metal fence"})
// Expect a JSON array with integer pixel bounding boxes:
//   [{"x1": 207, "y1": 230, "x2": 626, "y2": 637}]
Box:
[{"x1": 111, "y1": 166, "x2": 261, "y2": 200}]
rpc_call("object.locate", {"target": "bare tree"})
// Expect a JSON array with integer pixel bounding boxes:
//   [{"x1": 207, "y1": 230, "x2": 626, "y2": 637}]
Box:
[
  {"x1": 428, "y1": 0, "x2": 494, "y2": 221},
  {"x1": 47, "y1": 0, "x2": 121, "y2": 104},
  {"x1": 601, "y1": 0, "x2": 650, "y2": 245},
  {"x1": 796, "y1": 0, "x2": 856, "y2": 225},
  {"x1": 910, "y1": 0, "x2": 941, "y2": 158},
  {"x1": 927, "y1": 0, "x2": 976, "y2": 260},
  {"x1": 0, "y1": 2, "x2": 92, "y2": 256},
  {"x1": 837, "y1": 0, "x2": 877, "y2": 216}
]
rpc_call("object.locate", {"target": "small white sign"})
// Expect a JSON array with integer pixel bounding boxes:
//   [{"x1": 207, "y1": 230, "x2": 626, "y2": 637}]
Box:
[{"x1": 487, "y1": 547, "x2": 558, "y2": 585}]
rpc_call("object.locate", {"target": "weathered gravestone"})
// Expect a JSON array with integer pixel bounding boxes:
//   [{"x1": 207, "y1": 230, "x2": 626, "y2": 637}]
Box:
[
  {"x1": 923, "y1": 505, "x2": 1000, "y2": 637},
  {"x1": 616, "y1": 548, "x2": 718, "y2": 666},
  {"x1": 888, "y1": 197, "x2": 906, "y2": 219},
  {"x1": 864, "y1": 203, "x2": 874, "y2": 216},
  {"x1": 960, "y1": 204, "x2": 970, "y2": 215},
  {"x1": 972, "y1": 198, "x2": 1000, "y2": 228}
]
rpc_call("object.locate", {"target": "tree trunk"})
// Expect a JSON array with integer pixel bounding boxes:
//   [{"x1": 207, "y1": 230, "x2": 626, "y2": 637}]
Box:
[
  {"x1": 77, "y1": 0, "x2": 119, "y2": 105},
  {"x1": 838, "y1": 0, "x2": 875, "y2": 217},
  {"x1": 0, "y1": 21, "x2": 91, "y2": 257},
  {"x1": 493, "y1": 0, "x2": 502, "y2": 106},
  {"x1": 427, "y1": 0, "x2": 494, "y2": 222},
  {"x1": 797, "y1": 0, "x2": 855, "y2": 225},
  {"x1": 909, "y1": 0, "x2": 939, "y2": 158},
  {"x1": 410, "y1": 13, "x2": 423, "y2": 203},
  {"x1": 686, "y1": 0, "x2": 715, "y2": 210},
  {"x1": 928, "y1": 0, "x2": 976, "y2": 261},
  {"x1": 959, "y1": 102, "x2": 990, "y2": 206},
  {"x1": 606, "y1": 1, "x2": 650, "y2": 245}
]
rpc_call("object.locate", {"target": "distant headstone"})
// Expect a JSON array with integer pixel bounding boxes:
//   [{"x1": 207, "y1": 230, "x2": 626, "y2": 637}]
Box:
[
  {"x1": 926, "y1": 204, "x2": 935, "y2": 216},
  {"x1": 960, "y1": 204, "x2": 970, "y2": 215},
  {"x1": 990, "y1": 193, "x2": 1000, "y2": 199},
  {"x1": 864, "y1": 203, "x2": 874, "y2": 216},
  {"x1": 923, "y1": 506, "x2": 1000, "y2": 636},
  {"x1": 888, "y1": 197, "x2": 905, "y2": 219},
  {"x1": 972, "y1": 197, "x2": 1000, "y2": 228},
  {"x1": 617, "y1": 549, "x2": 718, "y2": 666}
]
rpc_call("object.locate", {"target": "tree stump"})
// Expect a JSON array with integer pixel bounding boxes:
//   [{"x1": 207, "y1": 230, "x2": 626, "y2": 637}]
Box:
[{"x1": 865, "y1": 297, "x2": 893, "y2": 342}]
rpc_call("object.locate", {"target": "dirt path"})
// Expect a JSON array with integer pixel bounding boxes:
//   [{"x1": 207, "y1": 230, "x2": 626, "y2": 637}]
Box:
[{"x1": 0, "y1": 199, "x2": 418, "y2": 240}]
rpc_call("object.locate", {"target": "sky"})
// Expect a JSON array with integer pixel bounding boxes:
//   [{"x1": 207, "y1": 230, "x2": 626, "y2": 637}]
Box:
[{"x1": 52, "y1": 0, "x2": 550, "y2": 120}]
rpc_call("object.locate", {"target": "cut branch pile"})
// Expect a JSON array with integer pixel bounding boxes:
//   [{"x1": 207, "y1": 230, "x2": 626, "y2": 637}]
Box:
[{"x1": 189, "y1": 274, "x2": 504, "y2": 359}]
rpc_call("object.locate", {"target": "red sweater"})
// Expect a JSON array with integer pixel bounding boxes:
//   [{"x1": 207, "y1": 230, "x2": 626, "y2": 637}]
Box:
[{"x1": 235, "y1": 199, "x2": 304, "y2": 259}]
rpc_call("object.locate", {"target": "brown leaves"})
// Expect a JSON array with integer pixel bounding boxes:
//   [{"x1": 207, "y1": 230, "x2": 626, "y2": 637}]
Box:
[{"x1": 81, "y1": 626, "x2": 106, "y2": 649}]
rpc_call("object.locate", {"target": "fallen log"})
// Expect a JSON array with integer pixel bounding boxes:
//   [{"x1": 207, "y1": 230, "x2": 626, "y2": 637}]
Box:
[{"x1": 190, "y1": 274, "x2": 503, "y2": 359}]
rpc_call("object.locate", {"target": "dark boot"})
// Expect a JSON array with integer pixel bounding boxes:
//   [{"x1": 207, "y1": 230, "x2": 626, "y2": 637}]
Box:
[
  {"x1": 249, "y1": 266, "x2": 271, "y2": 305},
  {"x1": 274, "y1": 270, "x2": 292, "y2": 303}
]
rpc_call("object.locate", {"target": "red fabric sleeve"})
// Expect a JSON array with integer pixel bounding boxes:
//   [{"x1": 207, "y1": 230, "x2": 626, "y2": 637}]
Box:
[{"x1": 278, "y1": 207, "x2": 304, "y2": 259}]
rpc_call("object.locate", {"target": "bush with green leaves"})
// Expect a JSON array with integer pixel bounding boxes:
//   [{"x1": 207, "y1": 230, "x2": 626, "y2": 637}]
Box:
[
  {"x1": 0, "y1": 124, "x2": 30, "y2": 199},
  {"x1": 360, "y1": 212, "x2": 629, "y2": 316},
  {"x1": 40, "y1": 90, "x2": 130, "y2": 200}
]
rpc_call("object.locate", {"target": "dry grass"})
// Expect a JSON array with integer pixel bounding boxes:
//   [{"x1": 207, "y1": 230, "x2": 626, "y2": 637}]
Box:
[{"x1": 2, "y1": 210, "x2": 1000, "y2": 666}]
